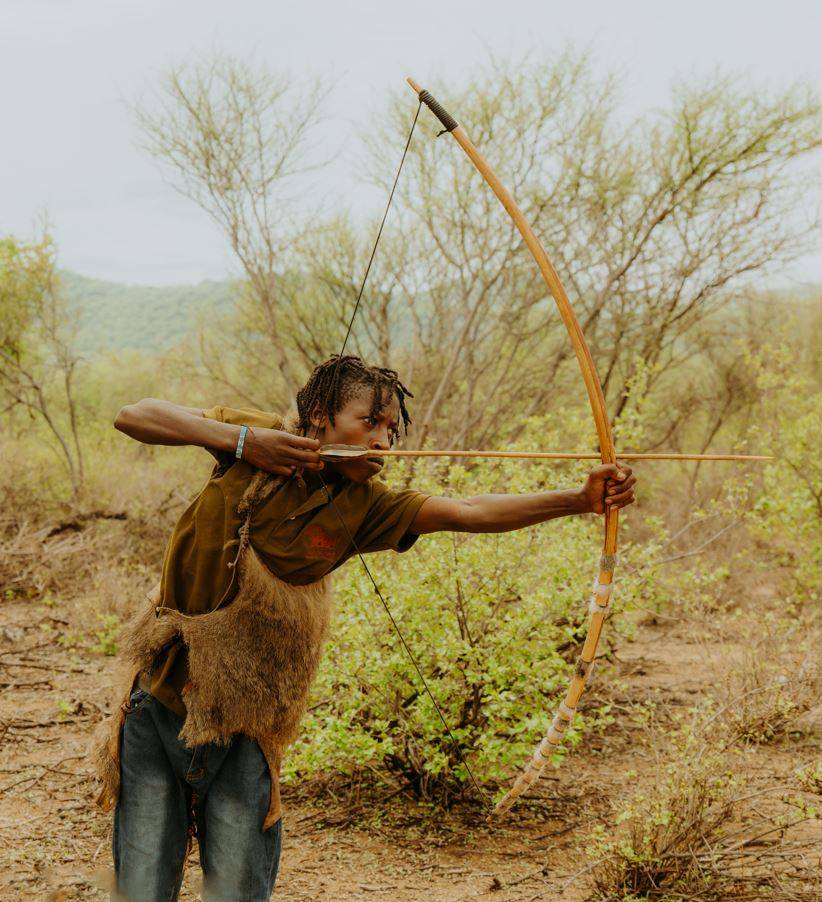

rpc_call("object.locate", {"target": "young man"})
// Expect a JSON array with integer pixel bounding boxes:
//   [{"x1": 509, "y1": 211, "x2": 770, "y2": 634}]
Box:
[{"x1": 95, "y1": 355, "x2": 635, "y2": 902}]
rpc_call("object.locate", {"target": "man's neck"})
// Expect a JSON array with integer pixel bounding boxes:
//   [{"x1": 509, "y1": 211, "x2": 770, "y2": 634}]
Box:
[{"x1": 302, "y1": 466, "x2": 340, "y2": 494}]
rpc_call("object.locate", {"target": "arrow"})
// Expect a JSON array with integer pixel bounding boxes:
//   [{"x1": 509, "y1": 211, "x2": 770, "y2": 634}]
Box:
[{"x1": 318, "y1": 445, "x2": 772, "y2": 463}]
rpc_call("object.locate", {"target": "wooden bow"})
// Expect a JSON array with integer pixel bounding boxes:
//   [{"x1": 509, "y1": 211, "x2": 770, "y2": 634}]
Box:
[{"x1": 408, "y1": 77, "x2": 625, "y2": 817}]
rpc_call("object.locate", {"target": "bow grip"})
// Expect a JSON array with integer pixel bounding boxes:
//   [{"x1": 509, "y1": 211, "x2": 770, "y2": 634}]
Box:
[{"x1": 407, "y1": 78, "x2": 458, "y2": 133}]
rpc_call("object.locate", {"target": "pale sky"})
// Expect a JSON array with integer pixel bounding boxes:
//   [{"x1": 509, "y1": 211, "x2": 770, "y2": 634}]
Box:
[{"x1": 2, "y1": 0, "x2": 820, "y2": 286}]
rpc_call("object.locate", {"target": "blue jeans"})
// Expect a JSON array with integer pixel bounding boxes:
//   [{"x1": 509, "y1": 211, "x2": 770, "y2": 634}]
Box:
[{"x1": 113, "y1": 687, "x2": 282, "y2": 901}]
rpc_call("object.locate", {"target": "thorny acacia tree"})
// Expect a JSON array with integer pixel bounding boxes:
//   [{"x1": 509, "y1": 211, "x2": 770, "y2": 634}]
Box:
[
  {"x1": 135, "y1": 55, "x2": 327, "y2": 408},
  {"x1": 0, "y1": 231, "x2": 86, "y2": 495}
]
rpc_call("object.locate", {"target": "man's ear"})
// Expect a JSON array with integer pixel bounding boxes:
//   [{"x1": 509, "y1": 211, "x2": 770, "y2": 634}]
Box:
[{"x1": 308, "y1": 401, "x2": 328, "y2": 431}]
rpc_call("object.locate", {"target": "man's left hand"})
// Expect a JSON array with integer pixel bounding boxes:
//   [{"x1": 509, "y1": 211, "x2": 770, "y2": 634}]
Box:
[{"x1": 580, "y1": 462, "x2": 637, "y2": 515}]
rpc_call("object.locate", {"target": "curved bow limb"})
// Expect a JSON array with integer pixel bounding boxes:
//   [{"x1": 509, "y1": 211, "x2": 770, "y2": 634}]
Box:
[{"x1": 407, "y1": 77, "x2": 619, "y2": 818}]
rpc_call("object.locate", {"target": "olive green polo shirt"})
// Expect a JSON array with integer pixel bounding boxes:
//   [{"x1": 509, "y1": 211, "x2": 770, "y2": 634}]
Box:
[{"x1": 144, "y1": 405, "x2": 430, "y2": 717}]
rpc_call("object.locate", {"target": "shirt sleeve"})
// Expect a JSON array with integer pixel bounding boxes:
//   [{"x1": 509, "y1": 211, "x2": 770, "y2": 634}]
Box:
[
  {"x1": 202, "y1": 405, "x2": 283, "y2": 429},
  {"x1": 354, "y1": 480, "x2": 431, "y2": 555}
]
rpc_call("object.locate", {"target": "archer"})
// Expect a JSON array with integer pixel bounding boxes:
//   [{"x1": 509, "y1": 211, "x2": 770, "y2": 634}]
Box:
[{"x1": 93, "y1": 353, "x2": 636, "y2": 901}]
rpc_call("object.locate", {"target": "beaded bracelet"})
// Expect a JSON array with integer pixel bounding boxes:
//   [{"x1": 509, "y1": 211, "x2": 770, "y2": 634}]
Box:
[{"x1": 235, "y1": 425, "x2": 249, "y2": 460}]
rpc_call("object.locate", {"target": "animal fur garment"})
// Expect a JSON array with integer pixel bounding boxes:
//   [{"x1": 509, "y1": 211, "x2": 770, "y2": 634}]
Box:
[
  {"x1": 90, "y1": 452, "x2": 334, "y2": 831},
  {"x1": 125, "y1": 544, "x2": 332, "y2": 749}
]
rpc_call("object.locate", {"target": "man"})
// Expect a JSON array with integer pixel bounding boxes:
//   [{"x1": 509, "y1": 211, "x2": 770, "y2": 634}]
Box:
[{"x1": 95, "y1": 355, "x2": 636, "y2": 901}]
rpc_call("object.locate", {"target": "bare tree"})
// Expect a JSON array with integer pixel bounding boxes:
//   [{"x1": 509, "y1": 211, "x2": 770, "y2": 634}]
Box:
[
  {"x1": 352, "y1": 53, "x2": 821, "y2": 450},
  {"x1": 134, "y1": 54, "x2": 328, "y2": 407},
  {"x1": 136, "y1": 52, "x2": 819, "y2": 450}
]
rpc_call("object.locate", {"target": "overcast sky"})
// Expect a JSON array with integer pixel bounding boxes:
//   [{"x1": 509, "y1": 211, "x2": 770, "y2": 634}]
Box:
[{"x1": 2, "y1": 0, "x2": 820, "y2": 286}]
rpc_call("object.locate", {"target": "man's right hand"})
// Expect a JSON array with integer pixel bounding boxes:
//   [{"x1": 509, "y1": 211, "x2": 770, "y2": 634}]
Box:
[{"x1": 240, "y1": 427, "x2": 323, "y2": 477}]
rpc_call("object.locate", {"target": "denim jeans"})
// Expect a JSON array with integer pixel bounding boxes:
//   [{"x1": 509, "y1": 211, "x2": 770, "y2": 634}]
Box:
[{"x1": 113, "y1": 687, "x2": 282, "y2": 901}]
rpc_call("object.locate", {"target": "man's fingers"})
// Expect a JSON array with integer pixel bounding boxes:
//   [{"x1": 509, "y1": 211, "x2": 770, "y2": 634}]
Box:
[
  {"x1": 607, "y1": 474, "x2": 637, "y2": 495},
  {"x1": 602, "y1": 461, "x2": 632, "y2": 482},
  {"x1": 287, "y1": 435, "x2": 321, "y2": 451},
  {"x1": 602, "y1": 460, "x2": 636, "y2": 507},
  {"x1": 605, "y1": 495, "x2": 636, "y2": 510},
  {"x1": 604, "y1": 461, "x2": 634, "y2": 489},
  {"x1": 596, "y1": 463, "x2": 629, "y2": 480},
  {"x1": 269, "y1": 452, "x2": 324, "y2": 471},
  {"x1": 587, "y1": 460, "x2": 636, "y2": 511},
  {"x1": 606, "y1": 489, "x2": 636, "y2": 507},
  {"x1": 283, "y1": 446, "x2": 323, "y2": 465}
]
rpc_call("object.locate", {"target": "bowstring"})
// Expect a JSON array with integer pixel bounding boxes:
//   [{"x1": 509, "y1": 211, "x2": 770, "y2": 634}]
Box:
[
  {"x1": 316, "y1": 100, "x2": 422, "y2": 410},
  {"x1": 311, "y1": 99, "x2": 490, "y2": 808}
]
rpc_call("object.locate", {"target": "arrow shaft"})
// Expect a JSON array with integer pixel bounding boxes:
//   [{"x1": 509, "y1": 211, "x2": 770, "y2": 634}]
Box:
[
  {"x1": 320, "y1": 446, "x2": 771, "y2": 462},
  {"x1": 379, "y1": 449, "x2": 770, "y2": 462}
]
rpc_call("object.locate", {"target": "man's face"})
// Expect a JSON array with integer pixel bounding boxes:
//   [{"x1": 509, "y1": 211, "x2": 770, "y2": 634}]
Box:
[{"x1": 311, "y1": 388, "x2": 400, "y2": 484}]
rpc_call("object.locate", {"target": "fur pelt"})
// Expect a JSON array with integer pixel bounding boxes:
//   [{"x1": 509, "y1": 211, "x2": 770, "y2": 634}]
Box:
[
  {"x1": 133, "y1": 544, "x2": 332, "y2": 748},
  {"x1": 91, "y1": 552, "x2": 332, "y2": 816}
]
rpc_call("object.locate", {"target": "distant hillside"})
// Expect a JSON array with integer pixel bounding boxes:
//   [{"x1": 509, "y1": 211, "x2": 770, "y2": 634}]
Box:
[
  {"x1": 61, "y1": 271, "x2": 236, "y2": 355},
  {"x1": 60, "y1": 269, "x2": 820, "y2": 360}
]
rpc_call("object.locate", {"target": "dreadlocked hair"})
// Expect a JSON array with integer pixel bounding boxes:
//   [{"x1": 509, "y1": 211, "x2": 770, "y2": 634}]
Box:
[{"x1": 295, "y1": 355, "x2": 413, "y2": 439}]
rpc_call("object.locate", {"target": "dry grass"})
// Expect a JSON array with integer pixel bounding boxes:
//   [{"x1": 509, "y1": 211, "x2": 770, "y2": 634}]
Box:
[
  {"x1": 585, "y1": 616, "x2": 821, "y2": 901},
  {"x1": 713, "y1": 664, "x2": 818, "y2": 749},
  {"x1": 589, "y1": 744, "x2": 819, "y2": 900}
]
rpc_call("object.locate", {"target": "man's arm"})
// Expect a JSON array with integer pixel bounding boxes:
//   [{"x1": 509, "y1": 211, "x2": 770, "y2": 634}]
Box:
[
  {"x1": 113, "y1": 398, "x2": 323, "y2": 476},
  {"x1": 114, "y1": 399, "x2": 238, "y2": 454},
  {"x1": 411, "y1": 463, "x2": 636, "y2": 535}
]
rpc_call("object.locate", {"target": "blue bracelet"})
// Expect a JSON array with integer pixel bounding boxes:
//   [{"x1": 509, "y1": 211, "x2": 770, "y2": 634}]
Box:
[{"x1": 235, "y1": 425, "x2": 249, "y2": 460}]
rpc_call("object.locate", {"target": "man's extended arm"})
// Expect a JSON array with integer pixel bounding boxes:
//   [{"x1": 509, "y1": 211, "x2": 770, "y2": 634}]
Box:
[
  {"x1": 410, "y1": 463, "x2": 636, "y2": 535},
  {"x1": 113, "y1": 398, "x2": 323, "y2": 476}
]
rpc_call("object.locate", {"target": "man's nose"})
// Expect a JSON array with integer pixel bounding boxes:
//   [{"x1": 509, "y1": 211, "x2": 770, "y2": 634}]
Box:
[{"x1": 370, "y1": 432, "x2": 390, "y2": 451}]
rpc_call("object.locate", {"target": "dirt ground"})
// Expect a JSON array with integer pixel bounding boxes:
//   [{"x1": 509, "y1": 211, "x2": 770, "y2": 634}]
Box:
[{"x1": 0, "y1": 592, "x2": 818, "y2": 901}]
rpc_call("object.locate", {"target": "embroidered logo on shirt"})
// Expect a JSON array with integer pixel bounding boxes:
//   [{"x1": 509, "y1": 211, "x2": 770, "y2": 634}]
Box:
[{"x1": 304, "y1": 524, "x2": 336, "y2": 560}]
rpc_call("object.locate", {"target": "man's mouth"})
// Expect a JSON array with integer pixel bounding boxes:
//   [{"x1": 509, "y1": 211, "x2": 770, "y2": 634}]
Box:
[{"x1": 365, "y1": 455, "x2": 384, "y2": 470}]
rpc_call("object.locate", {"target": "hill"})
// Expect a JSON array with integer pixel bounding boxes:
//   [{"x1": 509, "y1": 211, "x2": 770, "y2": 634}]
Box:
[
  {"x1": 61, "y1": 271, "x2": 236, "y2": 356},
  {"x1": 60, "y1": 269, "x2": 821, "y2": 361}
]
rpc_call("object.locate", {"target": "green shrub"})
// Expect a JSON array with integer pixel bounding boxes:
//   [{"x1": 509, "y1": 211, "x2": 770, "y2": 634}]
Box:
[
  {"x1": 285, "y1": 438, "x2": 648, "y2": 804},
  {"x1": 746, "y1": 346, "x2": 821, "y2": 601}
]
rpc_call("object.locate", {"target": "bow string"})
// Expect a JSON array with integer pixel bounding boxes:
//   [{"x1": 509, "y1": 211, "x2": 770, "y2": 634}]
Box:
[{"x1": 308, "y1": 95, "x2": 491, "y2": 808}]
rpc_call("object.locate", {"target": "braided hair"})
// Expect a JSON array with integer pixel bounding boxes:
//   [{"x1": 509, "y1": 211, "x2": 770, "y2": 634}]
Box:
[{"x1": 295, "y1": 355, "x2": 413, "y2": 440}]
